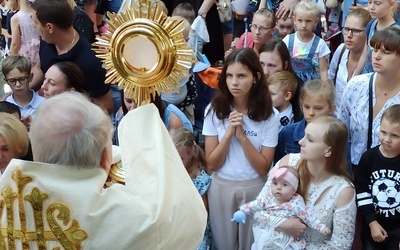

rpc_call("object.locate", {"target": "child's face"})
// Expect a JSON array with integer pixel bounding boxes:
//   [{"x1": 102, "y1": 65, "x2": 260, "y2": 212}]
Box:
[
  {"x1": 301, "y1": 93, "x2": 334, "y2": 123},
  {"x1": 293, "y1": 12, "x2": 318, "y2": 36},
  {"x1": 5, "y1": 69, "x2": 31, "y2": 96},
  {"x1": 251, "y1": 14, "x2": 275, "y2": 45},
  {"x1": 299, "y1": 122, "x2": 331, "y2": 161},
  {"x1": 226, "y1": 62, "x2": 256, "y2": 100},
  {"x1": 379, "y1": 118, "x2": 400, "y2": 157},
  {"x1": 271, "y1": 177, "x2": 295, "y2": 204},
  {"x1": 276, "y1": 18, "x2": 294, "y2": 39},
  {"x1": 368, "y1": 0, "x2": 395, "y2": 20},
  {"x1": 268, "y1": 84, "x2": 290, "y2": 112}
]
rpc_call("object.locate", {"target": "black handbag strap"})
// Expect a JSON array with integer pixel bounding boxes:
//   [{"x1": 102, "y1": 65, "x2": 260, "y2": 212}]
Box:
[
  {"x1": 333, "y1": 45, "x2": 346, "y2": 85},
  {"x1": 367, "y1": 73, "x2": 374, "y2": 149}
]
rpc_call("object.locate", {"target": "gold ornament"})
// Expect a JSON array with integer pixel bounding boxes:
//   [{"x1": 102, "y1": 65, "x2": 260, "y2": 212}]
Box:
[
  {"x1": 0, "y1": 168, "x2": 87, "y2": 248},
  {"x1": 93, "y1": 0, "x2": 196, "y2": 105}
]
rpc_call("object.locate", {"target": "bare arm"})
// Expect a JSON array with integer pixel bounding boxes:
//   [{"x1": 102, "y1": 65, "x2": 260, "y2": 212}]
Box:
[
  {"x1": 91, "y1": 90, "x2": 114, "y2": 115},
  {"x1": 198, "y1": 0, "x2": 215, "y2": 15},
  {"x1": 324, "y1": 186, "x2": 357, "y2": 248},
  {"x1": 205, "y1": 111, "x2": 239, "y2": 171},
  {"x1": 2, "y1": 28, "x2": 10, "y2": 39},
  {"x1": 30, "y1": 62, "x2": 44, "y2": 91},
  {"x1": 258, "y1": 0, "x2": 267, "y2": 9},
  {"x1": 319, "y1": 56, "x2": 328, "y2": 80},
  {"x1": 205, "y1": 133, "x2": 234, "y2": 172},
  {"x1": 9, "y1": 15, "x2": 20, "y2": 56},
  {"x1": 336, "y1": 186, "x2": 355, "y2": 208}
]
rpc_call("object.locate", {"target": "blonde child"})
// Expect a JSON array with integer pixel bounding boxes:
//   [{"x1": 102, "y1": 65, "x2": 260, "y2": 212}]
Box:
[
  {"x1": 283, "y1": 0, "x2": 330, "y2": 81},
  {"x1": 9, "y1": 0, "x2": 40, "y2": 66},
  {"x1": 274, "y1": 79, "x2": 335, "y2": 163},
  {"x1": 355, "y1": 0, "x2": 398, "y2": 74},
  {"x1": 274, "y1": 17, "x2": 294, "y2": 39},
  {"x1": 232, "y1": 166, "x2": 331, "y2": 250},
  {"x1": 169, "y1": 127, "x2": 211, "y2": 250},
  {"x1": 267, "y1": 71, "x2": 297, "y2": 132}
]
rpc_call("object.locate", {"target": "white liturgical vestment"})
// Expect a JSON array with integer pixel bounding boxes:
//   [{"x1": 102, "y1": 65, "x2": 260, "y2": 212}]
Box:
[{"x1": 0, "y1": 104, "x2": 207, "y2": 249}]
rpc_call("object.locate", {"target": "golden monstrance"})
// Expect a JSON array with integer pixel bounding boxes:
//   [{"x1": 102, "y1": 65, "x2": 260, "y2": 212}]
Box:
[{"x1": 93, "y1": 0, "x2": 196, "y2": 184}]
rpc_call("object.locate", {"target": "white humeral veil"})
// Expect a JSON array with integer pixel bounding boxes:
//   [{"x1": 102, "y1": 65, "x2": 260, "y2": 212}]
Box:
[{"x1": 0, "y1": 104, "x2": 207, "y2": 249}]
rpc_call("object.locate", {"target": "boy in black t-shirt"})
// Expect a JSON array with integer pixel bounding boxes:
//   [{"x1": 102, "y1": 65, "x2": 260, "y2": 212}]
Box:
[{"x1": 355, "y1": 104, "x2": 400, "y2": 250}]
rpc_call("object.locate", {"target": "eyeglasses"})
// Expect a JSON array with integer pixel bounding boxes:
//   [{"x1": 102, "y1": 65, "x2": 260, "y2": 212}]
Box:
[
  {"x1": 4, "y1": 76, "x2": 29, "y2": 86},
  {"x1": 250, "y1": 24, "x2": 272, "y2": 33},
  {"x1": 342, "y1": 27, "x2": 365, "y2": 36}
]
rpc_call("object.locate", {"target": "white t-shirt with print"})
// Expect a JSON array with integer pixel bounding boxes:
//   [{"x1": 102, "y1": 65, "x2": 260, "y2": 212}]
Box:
[
  {"x1": 283, "y1": 33, "x2": 330, "y2": 67},
  {"x1": 202, "y1": 107, "x2": 279, "y2": 181}
]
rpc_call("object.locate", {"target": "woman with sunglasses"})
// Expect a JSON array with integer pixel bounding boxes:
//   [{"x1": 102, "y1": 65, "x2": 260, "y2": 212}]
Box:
[{"x1": 328, "y1": 9, "x2": 371, "y2": 116}]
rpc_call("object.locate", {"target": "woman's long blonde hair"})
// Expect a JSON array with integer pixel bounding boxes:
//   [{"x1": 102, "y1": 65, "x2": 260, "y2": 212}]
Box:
[{"x1": 297, "y1": 116, "x2": 350, "y2": 200}]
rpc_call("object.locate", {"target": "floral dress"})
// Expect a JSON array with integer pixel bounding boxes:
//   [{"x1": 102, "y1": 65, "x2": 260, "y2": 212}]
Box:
[{"x1": 193, "y1": 170, "x2": 212, "y2": 250}]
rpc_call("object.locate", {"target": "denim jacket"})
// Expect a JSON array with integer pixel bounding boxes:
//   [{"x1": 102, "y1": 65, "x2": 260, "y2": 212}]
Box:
[{"x1": 274, "y1": 119, "x2": 306, "y2": 163}]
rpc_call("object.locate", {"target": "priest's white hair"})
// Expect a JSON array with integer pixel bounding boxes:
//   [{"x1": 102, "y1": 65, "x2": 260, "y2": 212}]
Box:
[{"x1": 30, "y1": 92, "x2": 112, "y2": 168}]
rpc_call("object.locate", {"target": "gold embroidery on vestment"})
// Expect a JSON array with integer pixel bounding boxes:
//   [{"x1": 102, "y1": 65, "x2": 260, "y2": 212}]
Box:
[{"x1": 0, "y1": 168, "x2": 88, "y2": 249}]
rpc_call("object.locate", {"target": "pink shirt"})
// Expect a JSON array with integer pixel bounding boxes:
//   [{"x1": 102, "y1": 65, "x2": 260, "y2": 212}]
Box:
[{"x1": 236, "y1": 32, "x2": 254, "y2": 49}]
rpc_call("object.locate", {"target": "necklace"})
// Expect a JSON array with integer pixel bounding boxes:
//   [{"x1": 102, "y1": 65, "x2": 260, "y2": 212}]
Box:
[
  {"x1": 377, "y1": 83, "x2": 400, "y2": 97},
  {"x1": 66, "y1": 30, "x2": 76, "y2": 53}
]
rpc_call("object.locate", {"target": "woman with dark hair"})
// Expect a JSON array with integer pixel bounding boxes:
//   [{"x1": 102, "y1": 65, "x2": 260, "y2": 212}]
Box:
[
  {"x1": 202, "y1": 48, "x2": 279, "y2": 249},
  {"x1": 259, "y1": 38, "x2": 294, "y2": 78},
  {"x1": 340, "y1": 26, "x2": 400, "y2": 168},
  {"x1": 259, "y1": 38, "x2": 303, "y2": 121},
  {"x1": 41, "y1": 61, "x2": 85, "y2": 98}
]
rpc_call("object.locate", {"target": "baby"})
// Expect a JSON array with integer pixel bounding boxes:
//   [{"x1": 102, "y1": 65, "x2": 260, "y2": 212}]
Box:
[{"x1": 231, "y1": 166, "x2": 331, "y2": 249}]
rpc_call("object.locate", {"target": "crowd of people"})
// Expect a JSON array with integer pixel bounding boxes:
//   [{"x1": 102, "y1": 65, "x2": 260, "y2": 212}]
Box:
[{"x1": 0, "y1": 0, "x2": 399, "y2": 248}]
